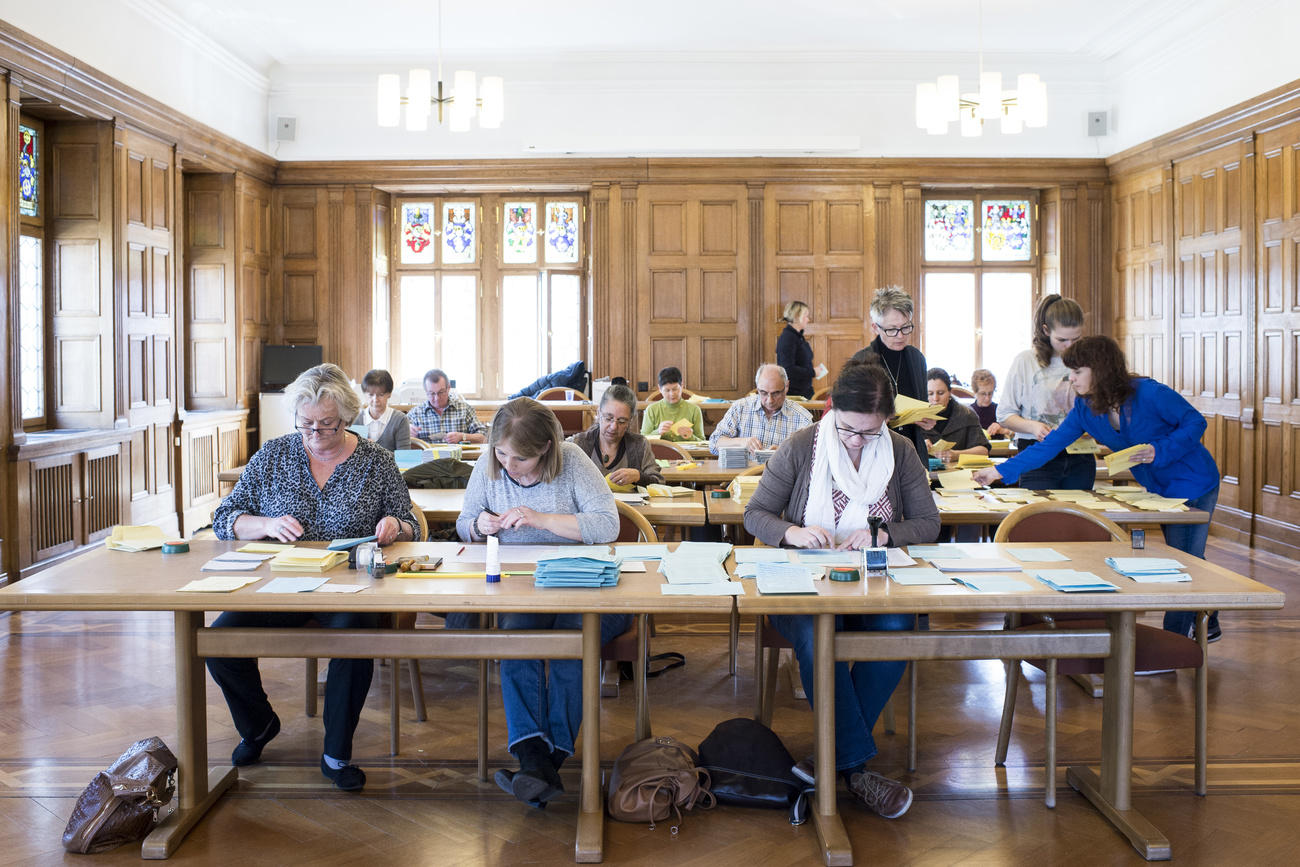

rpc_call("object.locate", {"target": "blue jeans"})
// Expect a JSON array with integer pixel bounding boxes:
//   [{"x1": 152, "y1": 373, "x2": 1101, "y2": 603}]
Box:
[
  {"x1": 769, "y1": 612, "x2": 914, "y2": 771},
  {"x1": 497, "y1": 612, "x2": 634, "y2": 756},
  {"x1": 205, "y1": 610, "x2": 378, "y2": 761},
  {"x1": 1161, "y1": 485, "x2": 1220, "y2": 635},
  {"x1": 1015, "y1": 440, "x2": 1096, "y2": 491}
]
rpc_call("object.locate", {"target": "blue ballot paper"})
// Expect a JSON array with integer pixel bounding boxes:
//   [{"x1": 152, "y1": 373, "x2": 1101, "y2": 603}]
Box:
[
  {"x1": 534, "y1": 555, "x2": 621, "y2": 588},
  {"x1": 1031, "y1": 569, "x2": 1119, "y2": 593},
  {"x1": 328, "y1": 534, "x2": 378, "y2": 551}
]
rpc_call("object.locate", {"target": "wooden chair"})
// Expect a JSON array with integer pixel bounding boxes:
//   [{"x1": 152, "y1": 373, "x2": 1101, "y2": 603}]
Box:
[
  {"x1": 535, "y1": 386, "x2": 581, "y2": 400},
  {"x1": 811, "y1": 385, "x2": 831, "y2": 401},
  {"x1": 650, "y1": 440, "x2": 694, "y2": 461},
  {"x1": 949, "y1": 385, "x2": 976, "y2": 400},
  {"x1": 604, "y1": 501, "x2": 654, "y2": 740},
  {"x1": 408, "y1": 437, "x2": 434, "y2": 450},
  {"x1": 992, "y1": 501, "x2": 1208, "y2": 807},
  {"x1": 645, "y1": 387, "x2": 695, "y2": 403}
]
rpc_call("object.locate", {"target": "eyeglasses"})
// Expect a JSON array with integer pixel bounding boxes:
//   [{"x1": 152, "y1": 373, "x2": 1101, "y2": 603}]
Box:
[
  {"x1": 599, "y1": 413, "x2": 630, "y2": 428},
  {"x1": 757, "y1": 388, "x2": 787, "y2": 399},
  {"x1": 296, "y1": 416, "x2": 343, "y2": 435},
  {"x1": 835, "y1": 425, "x2": 885, "y2": 443},
  {"x1": 876, "y1": 323, "x2": 915, "y2": 338}
]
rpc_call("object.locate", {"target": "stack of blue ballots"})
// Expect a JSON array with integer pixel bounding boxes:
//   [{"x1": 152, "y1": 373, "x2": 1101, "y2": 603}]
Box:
[
  {"x1": 1104, "y1": 557, "x2": 1190, "y2": 583},
  {"x1": 534, "y1": 553, "x2": 622, "y2": 588},
  {"x1": 1031, "y1": 569, "x2": 1119, "y2": 593},
  {"x1": 658, "y1": 541, "x2": 734, "y2": 585}
]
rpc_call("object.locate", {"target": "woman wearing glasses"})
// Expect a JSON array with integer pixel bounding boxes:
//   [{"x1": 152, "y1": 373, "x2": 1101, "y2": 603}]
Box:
[
  {"x1": 567, "y1": 384, "x2": 663, "y2": 487},
  {"x1": 208, "y1": 363, "x2": 418, "y2": 792},
  {"x1": 743, "y1": 359, "x2": 939, "y2": 820},
  {"x1": 864, "y1": 286, "x2": 929, "y2": 461},
  {"x1": 456, "y1": 398, "x2": 626, "y2": 808}
]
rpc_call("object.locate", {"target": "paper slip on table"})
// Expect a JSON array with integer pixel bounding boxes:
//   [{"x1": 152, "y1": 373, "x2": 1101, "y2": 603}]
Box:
[
  {"x1": 929, "y1": 491, "x2": 1211, "y2": 527},
  {"x1": 409, "y1": 486, "x2": 707, "y2": 527},
  {"x1": 0, "y1": 540, "x2": 732, "y2": 862},
  {"x1": 735, "y1": 540, "x2": 1282, "y2": 864}
]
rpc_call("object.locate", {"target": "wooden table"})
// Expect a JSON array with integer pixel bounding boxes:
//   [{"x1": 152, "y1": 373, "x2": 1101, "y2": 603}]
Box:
[
  {"x1": 0, "y1": 540, "x2": 731, "y2": 862},
  {"x1": 660, "y1": 459, "x2": 757, "y2": 485},
  {"x1": 736, "y1": 540, "x2": 1284, "y2": 864},
  {"x1": 409, "y1": 487, "x2": 707, "y2": 529}
]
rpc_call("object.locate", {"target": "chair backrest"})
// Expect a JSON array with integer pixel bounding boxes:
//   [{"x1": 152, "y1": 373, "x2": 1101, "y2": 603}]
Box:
[
  {"x1": 811, "y1": 385, "x2": 831, "y2": 401},
  {"x1": 650, "y1": 440, "x2": 693, "y2": 461},
  {"x1": 993, "y1": 501, "x2": 1126, "y2": 543},
  {"x1": 950, "y1": 385, "x2": 976, "y2": 400},
  {"x1": 535, "y1": 386, "x2": 578, "y2": 400},
  {"x1": 646, "y1": 387, "x2": 695, "y2": 403},
  {"x1": 409, "y1": 437, "x2": 433, "y2": 450},
  {"x1": 615, "y1": 500, "x2": 658, "y2": 543},
  {"x1": 411, "y1": 502, "x2": 429, "y2": 541},
  {"x1": 735, "y1": 464, "x2": 765, "y2": 478}
]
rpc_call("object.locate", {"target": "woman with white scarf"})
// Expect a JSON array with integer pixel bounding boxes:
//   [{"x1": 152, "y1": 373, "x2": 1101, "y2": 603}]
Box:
[{"x1": 743, "y1": 359, "x2": 939, "y2": 820}]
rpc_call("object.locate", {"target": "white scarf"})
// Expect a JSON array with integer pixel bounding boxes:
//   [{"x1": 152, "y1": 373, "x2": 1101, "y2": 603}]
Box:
[{"x1": 805, "y1": 411, "x2": 894, "y2": 545}]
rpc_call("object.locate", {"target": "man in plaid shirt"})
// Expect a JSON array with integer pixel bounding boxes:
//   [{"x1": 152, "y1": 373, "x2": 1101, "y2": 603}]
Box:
[
  {"x1": 407, "y1": 369, "x2": 487, "y2": 444},
  {"x1": 709, "y1": 364, "x2": 813, "y2": 454}
]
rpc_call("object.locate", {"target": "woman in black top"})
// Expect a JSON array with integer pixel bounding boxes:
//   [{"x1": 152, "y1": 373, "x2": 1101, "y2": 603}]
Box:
[
  {"x1": 864, "y1": 286, "x2": 928, "y2": 461},
  {"x1": 776, "y1": 300, "x2": 821, "y2": 399}
]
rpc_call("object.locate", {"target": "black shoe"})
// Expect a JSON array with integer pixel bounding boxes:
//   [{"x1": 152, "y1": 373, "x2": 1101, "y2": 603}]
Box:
[
  {"x1": 551, "y1": 748, "x2": 569, "y2": 771},
  {"x1": 320, "y1": 758, "x2": 366, "y2": 791},
  {"x1": 231, "y1": 713, "x2": 280, "y2": 767},
  {"x1": 494, "y1": 769, "x2": 546, "y2": 809},
  {"x1": 506, "y1": 737, "x2": 564, "y2": 805}
]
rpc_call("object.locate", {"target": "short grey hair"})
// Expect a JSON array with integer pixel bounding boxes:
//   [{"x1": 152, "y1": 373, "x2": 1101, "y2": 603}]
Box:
[
  {"x1": 286, "y1": 363, "x2": 361, "y2": 421},
  {"x1": 755, "y1": 363, "x2": 789, "y2": 387},
  {"x1": 601, "y1": 384, "x2": 638, "y2": 419},
  {"x1": 870, "y1": 285, "x2": 914, "y2": 324},
  {"x1": 424, "y1": 368, "x2": 448, "y2": 387}
]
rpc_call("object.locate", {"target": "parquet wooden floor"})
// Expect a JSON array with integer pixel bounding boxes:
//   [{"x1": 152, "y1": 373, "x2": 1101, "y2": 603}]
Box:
[{"x1": 0, "y1": 536, "x2": 1295, "y2": 864}]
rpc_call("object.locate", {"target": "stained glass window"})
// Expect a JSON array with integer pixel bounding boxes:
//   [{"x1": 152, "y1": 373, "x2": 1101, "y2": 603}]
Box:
[
  {"x1": 443, "y1": 202, "x2": 476, "y2": 264},
  {"x1": 401, "y1": 202, "x2": 435, "y2": 265},
  {"x1": 545, "y1": 201, "x2": 579, "y2": 264},
  {"x1": 19, "y1": 235, "x2": 44, "y2": 420},
  {"x1": 503, "y1": 201, "x2": 537, "y2": 263},
  {"x1": 924, "y1": 199, "x2": 974, "y2": 261},
  {"x1": 19, "y1": 124, "x2": 38, "y2": 218},
  {"x1": 981, "y1": 200, "x2": 1032, "y2": 261}
]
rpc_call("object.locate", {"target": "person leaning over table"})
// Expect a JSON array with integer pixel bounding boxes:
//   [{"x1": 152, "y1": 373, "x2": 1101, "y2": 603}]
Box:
[
  {"x1": 407, "y1": 367, "x2": 487, "y2": 444},
  {"x1": 709, "y1": 363, "x2": 814, "y2": 454},
  {"x1": 569, "y1": 383, "x2": 663, "y2": 486},
  {"x1": 995, "y1": 294, "x2": 1091, "y2": 489},
  {"x1": 916, "y1": 367, "x2": 991, "y2": 463},
  {"x1": 353, "y1": 367, "x2": 411, "y2": 451},
  {"x1": 455, "y1": 397, "x2": 627, "y2": 808},
  {"x1": 640, "y1": 365, "x2": 705, "y2": 442},
  {"x1": 208, "y1": 362, "x2": 418, "y2": 792},
  {"x1": 776, "y1": 300, "x2": 826, "y2": 399},
  {"x1": 972, "y1": 335, "x2": 1223, "y2": 641},
  {"x1": 743, "y1": 358, "x2": 940, "y2": 820},
  {"x1": 862, "y1": 285, "x2": 929, "y2": 463}
]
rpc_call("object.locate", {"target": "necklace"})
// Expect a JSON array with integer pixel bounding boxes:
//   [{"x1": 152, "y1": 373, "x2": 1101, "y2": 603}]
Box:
[{"x1": 882, "y1": 351, "x2": 902, "y2": 392}]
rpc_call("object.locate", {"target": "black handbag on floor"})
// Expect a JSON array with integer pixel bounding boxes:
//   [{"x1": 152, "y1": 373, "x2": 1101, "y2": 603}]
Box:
[{"x1": 697, "y1": 718, "x2": 811, "y2": 823}]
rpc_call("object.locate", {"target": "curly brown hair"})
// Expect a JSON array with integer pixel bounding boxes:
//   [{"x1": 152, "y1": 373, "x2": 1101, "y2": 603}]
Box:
[{"x1": 1061, "y1": 336, "x2": 1138, "y2": 415}]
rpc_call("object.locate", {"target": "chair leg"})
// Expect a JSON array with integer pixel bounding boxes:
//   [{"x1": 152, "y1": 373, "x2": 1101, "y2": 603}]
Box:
[
  {"x1": 1045, "y1": 658, "x2": 1057, "y2": 809},
  {"x1": 477, "y1": 659, "x2": 489, "y2": 781},
  {"x1": 907, "y1": 662, "x2": 918, "y2": 773},
  {"x1": 761, "y1": 646, "x2": 780, "y2": 728},
  {"x1": 305, "y1": 658, "x2": 318, "y2": 718},
  {"x1": 1195, "y1": 611, "x2": 1209, "y2": 796},
  {"x1": 389, "y1": 658, "x2": 401, "y2": 756},
  {"x1": 882, "y1": 697, "x2": 897, "y2": 734},
  {"x1": 408, "y1": 659, "x2": 427, "y2": 722},
  {"x1": 600, "y1": 660, "x2": 621, "y2": 698},
  {"x1": 635, "y1": 613, "x2": 650, "y2": 740},
  {"x1": 995, "y1": 659, "x2": 1021, "y2": 766},
  {"x1": 729, "y1": 606, "x2": 739, "y2": 677}
]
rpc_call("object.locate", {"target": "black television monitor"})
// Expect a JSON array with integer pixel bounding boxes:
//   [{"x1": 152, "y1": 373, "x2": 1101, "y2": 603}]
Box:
[{"x1": 260, "y1": 344, "x2": 323, "y2": 392}]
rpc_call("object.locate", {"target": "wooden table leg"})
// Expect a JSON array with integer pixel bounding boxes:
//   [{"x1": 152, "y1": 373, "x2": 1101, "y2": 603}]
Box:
[
  {"x1": 812, "y1": 614, "x2": 852, "y2": 866},
  {"x1": 1066, "y1": 610, "x2": 1171, "y2": 861},
  {"x1": 143, "y1": 611, "x2": 236, "y2": 859},
  {"x1": 575, "y1": 613, "x2": 604, "y2": 863}
]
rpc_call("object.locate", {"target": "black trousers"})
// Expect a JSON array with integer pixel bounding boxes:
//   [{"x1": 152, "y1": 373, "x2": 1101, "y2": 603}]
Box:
[{"x1": 205, "y1": 610, "x2": 378, "y2": 761}]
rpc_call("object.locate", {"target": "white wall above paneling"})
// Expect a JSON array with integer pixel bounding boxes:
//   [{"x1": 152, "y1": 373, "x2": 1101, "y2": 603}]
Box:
[{"x1": 3, "y1": 0, "x2": 1296, "y2": 160}]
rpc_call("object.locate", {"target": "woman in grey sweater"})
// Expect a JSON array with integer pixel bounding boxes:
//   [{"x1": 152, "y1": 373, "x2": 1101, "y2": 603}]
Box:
[
  {"x1": 743, "y1": 360, "x2": 939, "y2": 821},
  {"x1": 456, "y1": 398, "x2": 626, "y2": 808}
]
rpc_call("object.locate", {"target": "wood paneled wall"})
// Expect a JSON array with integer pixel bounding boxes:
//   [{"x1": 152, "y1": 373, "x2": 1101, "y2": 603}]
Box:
[{"x1": 1109, "y1": 82, "x2": 1300, "y2": 556}]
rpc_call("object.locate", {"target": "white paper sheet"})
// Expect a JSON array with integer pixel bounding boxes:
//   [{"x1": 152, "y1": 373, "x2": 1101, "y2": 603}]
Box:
[{"x1": 256, "y1": 576, "x2": 330, "y2": 593}]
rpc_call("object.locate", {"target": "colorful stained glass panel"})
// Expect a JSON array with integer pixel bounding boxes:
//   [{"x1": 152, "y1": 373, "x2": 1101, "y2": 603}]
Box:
[
  {"x1": 545, "y1": 201, "x2": 579, "y2": 264},
  {"x1": 19, "y1": 124, "x2": 38, "y2": 217},
  {"x1": 19, "y1": 235, "x2": 44, "y2": 420},
  {"x1": 503, "y1": 201, "x2": 537, "y2": 263},
  {"x1": 981, "y1": 200, "x2": 1032, "y2": 261},
  {"x1": 443, "y1": 202, "x2": 476, "y2": 264},
  {"x1": 401, "y1": 202, "x2": 435, "y2": 264},
  {"x1": 924, "y1": 200, "x2": 973, "y2": 261}
]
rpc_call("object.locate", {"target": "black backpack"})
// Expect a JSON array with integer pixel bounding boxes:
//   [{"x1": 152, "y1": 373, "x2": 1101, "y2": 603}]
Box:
[
  {"x1": 402, "y1": 458, "x2": 473, "y2": 489},
  {"x1": 697, "y1": 718, "x2": 813, "y2": 824}
]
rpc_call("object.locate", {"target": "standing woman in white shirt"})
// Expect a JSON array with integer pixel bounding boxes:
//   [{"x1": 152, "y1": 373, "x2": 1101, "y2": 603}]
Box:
[
  {"x1": 995, "y1": 295, "x2": 1091, "y2": 490},
  {"x1": 353, "y1": 369, "x2": 411, "y2": 452}
]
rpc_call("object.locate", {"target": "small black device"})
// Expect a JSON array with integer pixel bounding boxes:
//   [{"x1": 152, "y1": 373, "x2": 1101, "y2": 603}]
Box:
[
  {"x1": 260, "y1": 344, "x2": 323, "y2": 392},
  {"x1": 1131, "y1": 528, "x2": 1145, "y2": 550}
]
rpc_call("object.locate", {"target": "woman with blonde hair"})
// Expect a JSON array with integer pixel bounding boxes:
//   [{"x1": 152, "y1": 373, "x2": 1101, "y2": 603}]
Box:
[{"x1": 776, "y1": 300, "x2": 825, "y2": 399}]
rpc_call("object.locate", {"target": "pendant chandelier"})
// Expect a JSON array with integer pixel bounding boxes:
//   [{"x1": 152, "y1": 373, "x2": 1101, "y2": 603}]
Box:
[
  {"x1": 914, "y1": 0, "x2": 1046, "y2": 136},
  {"x1": 376, "y1": 0, "x2": 503, "y2": 132}
]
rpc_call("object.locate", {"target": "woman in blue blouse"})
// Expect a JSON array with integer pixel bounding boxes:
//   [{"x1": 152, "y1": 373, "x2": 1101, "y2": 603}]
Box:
[{"x1": 973, "y1": 336, "x2": 1221, "y2": 638}]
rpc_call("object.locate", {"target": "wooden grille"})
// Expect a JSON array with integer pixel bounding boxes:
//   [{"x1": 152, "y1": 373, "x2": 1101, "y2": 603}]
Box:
[
  {"x1": 191, "y1": 434, "x2": 216, "y2": 500},
  {"x1": 33, "y1": 462, "x2": 75, "y2": 553},
  {"x1": 84, "y1": 453, "x2": 120, "y2": 537}
]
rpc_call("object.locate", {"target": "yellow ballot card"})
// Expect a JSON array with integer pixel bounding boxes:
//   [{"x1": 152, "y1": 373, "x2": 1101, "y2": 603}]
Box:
[
  {"x1": 178, "y1": 576, "x2": 261, "y2": 592},
  {"x1": 956, "y1": 454, "x2": 995, "y2": 468},
  {"x1": 238, "y1": 542, "x2": 295, "y2": 553},
  {"x1": 1104, "y1": 443, "x2": 1152, "y2": 476},
  {"x1": 105, "y1": 525, "x2": 166, "y2": 552},
  {"x1": 935, "y1": 469, "x2": 979, "y2": 490},
  {"x1": 669, "y1": 418, "x2": 695, "y2": 438},
  {"x1": 927, "y1": 438, "x2": 956, "y2": 455},
  {"x1": 1066, "y1": 435, "x2": 1101, "y2": 454},
  {"x1": 890, "y1": 394, "x2": 947, "y2": 428}
]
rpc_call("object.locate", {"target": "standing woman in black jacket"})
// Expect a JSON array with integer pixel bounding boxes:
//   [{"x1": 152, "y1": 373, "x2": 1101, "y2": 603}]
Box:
[{"x1": 776, "y1": 301, "x2": 825, "y2": 399}]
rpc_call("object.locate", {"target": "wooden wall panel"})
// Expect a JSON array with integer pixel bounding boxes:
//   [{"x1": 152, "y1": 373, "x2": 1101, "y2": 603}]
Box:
[
  {"x1": 236, "y1": 174, "x2": 272, "y2": 418},
  {"x1": 271, "y1": 187, "x2": 329, "y2": 350}
]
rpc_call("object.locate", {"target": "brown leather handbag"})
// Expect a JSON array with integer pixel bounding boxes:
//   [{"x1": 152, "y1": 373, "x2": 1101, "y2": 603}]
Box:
[
  {"x1": 62, "y1": 737, "x2": 178, "y2": 854},
  {"x1": 607, "y1": 735, "x2": 715, "y2": 832}
]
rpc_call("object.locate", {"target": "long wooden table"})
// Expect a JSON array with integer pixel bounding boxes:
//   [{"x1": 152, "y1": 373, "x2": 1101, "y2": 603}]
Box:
[
  {"x1": 660, "y1": 458, "x2": 756, "y2": 485},
  {"x1": 0, "y1": 540, "x2": 730, "y2": 862},
  {"x1": 409, "y1": 487, "x2": 707, "y2": 528},
  {"x1": 736, "y1": 540, "x2": 1283, "y2": 864}
]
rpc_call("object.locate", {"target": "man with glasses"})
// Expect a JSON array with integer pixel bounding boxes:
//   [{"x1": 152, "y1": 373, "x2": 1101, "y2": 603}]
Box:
[
  {"x1": 407, "y1": 368, "x2": 487, "y2": 444},
  {"x1": 863, "y1": 285, "x2": 929, "y2": 461},
  {"x1": 709, "y1": 364, "x2": 813, "y2": 454}
]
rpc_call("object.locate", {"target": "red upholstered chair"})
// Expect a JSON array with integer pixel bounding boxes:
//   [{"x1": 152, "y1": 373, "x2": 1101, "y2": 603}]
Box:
[
  {"x1": 650, "y1": 440, "x2": 694, "y2": 461},
  {"x1": 992, "y1": 501, "x2": 1210, "y2": 807},
  {"x1": 535, "y1": 386, "x2": 580, "y2": 400}
]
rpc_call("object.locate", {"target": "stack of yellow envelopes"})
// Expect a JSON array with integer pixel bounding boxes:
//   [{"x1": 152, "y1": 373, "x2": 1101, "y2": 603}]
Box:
[
  {"x1": 269, "y1": 547, "x2": 349, "y2": 572},
  {"x1": 105, "y1": 525, "x2": 166, "y2": 552},
  {"x1": 956, "y1": 454, "x2": 995, "y2": 468},
  {"x1": 890, "y1": 395, "x2": 947, "y2": 427}
]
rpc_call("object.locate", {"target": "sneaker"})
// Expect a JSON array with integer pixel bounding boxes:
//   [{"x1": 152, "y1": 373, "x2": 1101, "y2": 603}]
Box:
[
  {"x1": 791, "y1": 757, "x2": 815, "y2": 786},
  {"x1": 846, "y1": 770, "x2": 912, "y2": 819},
  {"x1": 319, "y1": 758, "x2": 366, "y2": 791},
  {"x1": 1207, "y1": 620, "x2": 1222, "y2": 643},
  {"x1": 231, "y1": 713, "x2": 280, "y2": 767}
]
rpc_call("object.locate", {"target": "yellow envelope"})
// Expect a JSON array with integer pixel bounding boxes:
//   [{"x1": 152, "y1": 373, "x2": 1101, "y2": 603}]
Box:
[
  {"x1": 1066, "y1": 435, "x2": 1101, "y2": 454},
  {"x1": 669, "y1": 418, "x2": 695, "y2": 438},
  {"x1": 238, "y1": 542, "x2": 295, "y2": 553},
  {"x1": 927, "y1": 438, "x2": 956, "y2": 455},
  {"x1": 890, "y1": 394, "x2": 947, "y2": 427},
  {"x1": 956, "y1": 454, "x2": 995, "y2": 468},
  {"x1": 105, "y1": 525, "x2": 166, "y2": 552},
  {"x1": 935, "y1": 469, "x2": 979, "y2": 490},
  {"x1": 1104, "y1": 443, "x2": 1151, "y2": 476}
]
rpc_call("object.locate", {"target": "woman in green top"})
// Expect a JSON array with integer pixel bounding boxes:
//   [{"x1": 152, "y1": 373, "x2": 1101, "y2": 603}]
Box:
[{"x1": 640, "y1": 365, "x2": 704, "y2": 441}]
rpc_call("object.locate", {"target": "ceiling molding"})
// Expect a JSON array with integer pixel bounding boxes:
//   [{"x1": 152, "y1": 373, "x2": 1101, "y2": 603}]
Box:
[{"x1": 123, "y1": 0, "x2": 271, "y2": 90}]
